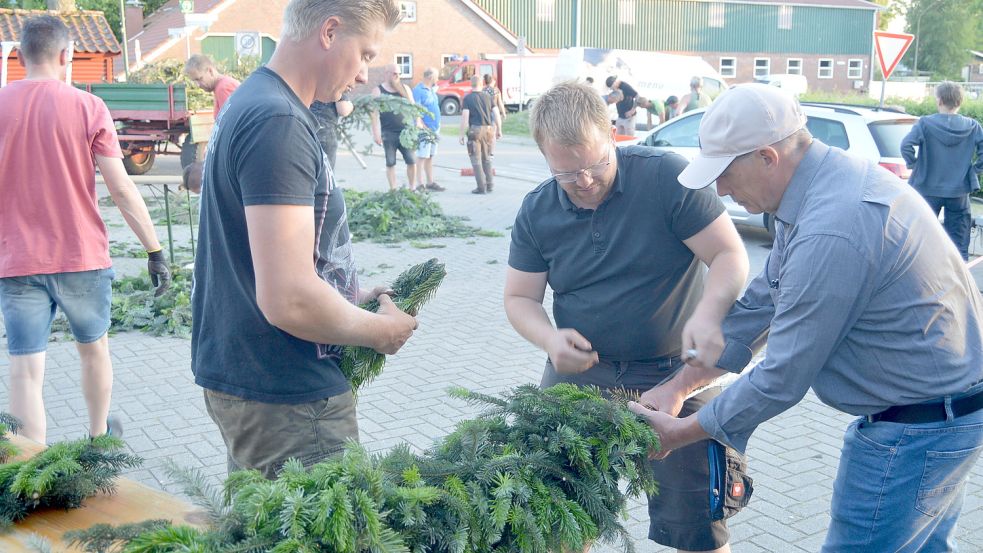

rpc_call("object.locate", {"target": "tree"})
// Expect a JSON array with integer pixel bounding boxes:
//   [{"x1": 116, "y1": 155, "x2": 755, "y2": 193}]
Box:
[
  {"x1": 902, "y1": 0, "x2": 979, "y2": 79},
  {"x1": 6, "y1": 0, "x2": 170, "y2": 43}
]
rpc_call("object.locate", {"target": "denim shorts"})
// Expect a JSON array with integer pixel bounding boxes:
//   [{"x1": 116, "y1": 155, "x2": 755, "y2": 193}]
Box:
[
  {"x1": 0, "y1": 268, "x2": 114, "y2": 355},
  {"x1": 416, "y1": 139, "x2": 438, "y2": 159}
]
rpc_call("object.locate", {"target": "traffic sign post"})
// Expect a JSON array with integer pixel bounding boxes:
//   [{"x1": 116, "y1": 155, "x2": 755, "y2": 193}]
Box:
[
  {"x1": 873, "y1": 30, "x2": 914, "y2": 108},
  {"x1": 235, "y1": 31, "x2": 261, "y2": 60},
  {"x1": 179, "y1": 0, "x2": 194, "y2": 14}
]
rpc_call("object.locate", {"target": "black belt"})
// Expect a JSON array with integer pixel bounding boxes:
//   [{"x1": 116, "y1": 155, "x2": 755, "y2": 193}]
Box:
[{"x1": 866, "y1": 389, "x2": 983, "y2": 424}]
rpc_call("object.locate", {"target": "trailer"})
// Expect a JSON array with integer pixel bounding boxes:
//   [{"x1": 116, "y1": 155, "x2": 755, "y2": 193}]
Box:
[{"x1": 76, "y1": 83, "x2": 212, "y2": 175}]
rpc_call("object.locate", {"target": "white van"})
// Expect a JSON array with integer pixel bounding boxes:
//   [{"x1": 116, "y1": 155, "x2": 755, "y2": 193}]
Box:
[
  {"x1": 755, "y1": 73, "x2": 809, "y2": 96},
  {"x1": 553, "y1": 47, "x2": 727, "y2": 124}
]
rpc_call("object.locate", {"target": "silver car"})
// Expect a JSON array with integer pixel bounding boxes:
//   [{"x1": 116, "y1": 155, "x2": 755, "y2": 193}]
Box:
[{"x1": 630, "y1": 103, "x2": 918, "y2": 236}]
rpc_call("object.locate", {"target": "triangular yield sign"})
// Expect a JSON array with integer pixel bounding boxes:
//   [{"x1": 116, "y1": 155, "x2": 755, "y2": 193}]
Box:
[{"x1": 874, "y1": 31, "x2": 914, "y2": 80}]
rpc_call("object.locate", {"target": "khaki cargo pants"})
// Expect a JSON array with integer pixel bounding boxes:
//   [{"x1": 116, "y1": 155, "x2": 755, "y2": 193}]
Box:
[{"x1": 203, "y1": 389, "x2": 359, "y2": 479}]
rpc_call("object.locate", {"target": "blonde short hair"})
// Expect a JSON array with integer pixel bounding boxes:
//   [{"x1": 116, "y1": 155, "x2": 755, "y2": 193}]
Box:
[
  {"x1": 282, "y1": 0, "x2": 401, "y2": 41},
  {"x1": 531, "y1": 81, "x2": 611, "y2": 149}
]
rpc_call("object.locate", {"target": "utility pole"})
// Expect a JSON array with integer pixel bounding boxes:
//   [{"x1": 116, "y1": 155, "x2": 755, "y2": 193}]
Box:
[
  {"x1": 119, "y1": 0, "x2": 130, "y2": 80},
  {"x1": 912, "y1": 0, "x2": 943, "y2": 78}
]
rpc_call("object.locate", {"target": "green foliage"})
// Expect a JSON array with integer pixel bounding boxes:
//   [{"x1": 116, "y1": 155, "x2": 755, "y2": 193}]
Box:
[
  {"x1": 502, "y1": 109, "x2": 530, "y2": 137},
  {"x1": 0, "y1": 414, "x2": 21, "y2": 464},
  {"x1": 110, "y1": 268, "x2": 192, "y2": 338},
  {"x1": 339, "y1": 95, "x2": 435, "y2": 151},
  {"x1": 341, "y1": 259, "x2": 446, "y2": 393},
  {"x1": 344, "y1": 189, "x2": 482, "y2": 243},
  {"x1": 65, "y1": 520, "x2": 174, "y2": 553},
  {"x1": 0, "y1": 435, "x2": 142, "y2": 528},
  {"x1": 72, "y1": 385, "x2": 660, "y2": 553},
  {"x1": 901, "y1": 0, "x2": 980, "y2": 79}
]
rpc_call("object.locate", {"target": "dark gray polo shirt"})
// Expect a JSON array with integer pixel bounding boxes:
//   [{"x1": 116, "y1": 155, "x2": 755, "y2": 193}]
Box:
[{"x1": 509, "y1": 147, "x2": 725, "y2": 361}]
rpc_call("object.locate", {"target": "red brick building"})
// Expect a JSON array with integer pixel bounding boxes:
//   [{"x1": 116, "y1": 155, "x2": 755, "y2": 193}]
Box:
[{"x1": 0, "y1": 8, "x2": 121, "y2": 85}]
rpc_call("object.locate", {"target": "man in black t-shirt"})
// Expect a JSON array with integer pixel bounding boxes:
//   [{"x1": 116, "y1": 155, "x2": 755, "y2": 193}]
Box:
[
  {"x1": 605, "y1": 75, "x2": 638, "y2": 137},
  {"x1": 458, "y1": 75, "x2": 501, "y2": 194},
  {"x1": 310, "y1": 92, "x2": 353, "y2": 168},
  {"x1": 192, "y1": 0, "x2": 417, "y2": 479},
  {"x1": 505, "y1": 82, "x2": 750, "y2": 552}
]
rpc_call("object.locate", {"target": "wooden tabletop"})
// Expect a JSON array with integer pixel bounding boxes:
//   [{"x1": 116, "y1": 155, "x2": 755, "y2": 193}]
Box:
[{"x1": 1, "y1": 435, "x2": 207, "y2": 552}]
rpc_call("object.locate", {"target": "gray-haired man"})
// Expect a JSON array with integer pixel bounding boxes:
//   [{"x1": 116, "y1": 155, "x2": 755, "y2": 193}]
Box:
[{"x1": 631, "y1": 83, "x2": 983, "y2": 551}]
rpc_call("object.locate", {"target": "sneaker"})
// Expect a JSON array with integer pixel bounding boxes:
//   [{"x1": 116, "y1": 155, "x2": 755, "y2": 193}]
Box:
[
  {"x1": 426, "y1": 182, "x2": 446, "y2": 192},
  {"x1": 471, "y1": 188, "x2": 486, "y2": 195},
  {"x1": 105, "y1": 415, "x2": 124, "y2": 439}
]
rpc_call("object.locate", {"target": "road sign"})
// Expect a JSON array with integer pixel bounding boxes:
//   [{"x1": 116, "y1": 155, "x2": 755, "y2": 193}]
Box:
[
  {"x1": 873, "y1": 31, "x2": 914, "y2": 81},
  {"x1": 179, "y1": 0, "x2": 194, "y2": 14},
  {"x1": 235, "y1": 31, "x2": 261, "y2": 58}
]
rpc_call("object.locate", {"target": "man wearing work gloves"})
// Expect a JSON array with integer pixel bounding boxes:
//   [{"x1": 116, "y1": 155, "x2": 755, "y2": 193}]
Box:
[
  {"x1": 504, "y1": 82, "x2": 750, "y2": 553},
  {"x1": 0, "y1": 16, "x2": 170, "y2": 443},
  {"x1": 631, "y1": 83, "x2": 983, "y2": 551}
]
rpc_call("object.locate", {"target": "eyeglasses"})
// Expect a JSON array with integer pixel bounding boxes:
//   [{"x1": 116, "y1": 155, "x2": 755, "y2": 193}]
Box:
[{"x1": 551, "y1": 142, "x2": 613, "y2": 184}]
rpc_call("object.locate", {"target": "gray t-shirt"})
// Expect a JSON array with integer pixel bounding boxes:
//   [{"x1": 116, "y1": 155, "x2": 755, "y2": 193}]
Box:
[
  {"x1": 508, "y1": 147, "x2": 724, "y2": 361},
  {"x1": 192, "y1": 67, "x2": 358, "y2": 403}
]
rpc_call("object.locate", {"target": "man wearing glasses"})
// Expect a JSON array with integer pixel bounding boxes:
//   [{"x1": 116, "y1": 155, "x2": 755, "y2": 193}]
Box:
[{"x1": 503, "y1": 82, "x2": 750, "y2": 553}]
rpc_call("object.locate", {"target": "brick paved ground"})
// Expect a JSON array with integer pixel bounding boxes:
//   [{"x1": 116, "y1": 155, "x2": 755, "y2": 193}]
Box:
[{"x1": 1, "y1": 137, "x2": 981, "y2": 552}]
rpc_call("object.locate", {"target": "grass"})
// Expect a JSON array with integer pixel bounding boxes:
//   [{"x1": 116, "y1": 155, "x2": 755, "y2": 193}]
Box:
[{"x1": 502, "y1": 109, "x2": 531, "y2": 137}]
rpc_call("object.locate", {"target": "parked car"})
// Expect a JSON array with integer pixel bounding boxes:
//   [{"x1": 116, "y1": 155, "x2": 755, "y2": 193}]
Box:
[{"x1": 629, "y1": 102, "x2": 918, "y2": 236}]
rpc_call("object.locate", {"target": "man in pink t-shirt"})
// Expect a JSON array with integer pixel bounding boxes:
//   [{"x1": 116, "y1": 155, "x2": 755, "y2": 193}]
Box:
[
  {"x1": 0, "y1": 16, "x2": 170, "y2": 443},
  {"x1": 184, "y1": 54, "x2": 241, "y2": 119}
]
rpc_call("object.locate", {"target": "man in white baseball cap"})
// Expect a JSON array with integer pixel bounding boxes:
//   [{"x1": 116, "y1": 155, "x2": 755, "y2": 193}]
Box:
[{"x1": 631, "y1": 83, "x2": 983, "y2": 550}]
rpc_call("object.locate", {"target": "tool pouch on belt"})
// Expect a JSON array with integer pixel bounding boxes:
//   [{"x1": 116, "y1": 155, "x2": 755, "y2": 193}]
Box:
[{"x1": 708, "y1": 440, "x2": 754, "y2": 521}]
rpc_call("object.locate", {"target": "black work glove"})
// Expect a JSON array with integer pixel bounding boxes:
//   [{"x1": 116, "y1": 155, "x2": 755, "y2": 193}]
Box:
[{"x1": 147, "y1": 249, "x2": 171, "y2": 297}]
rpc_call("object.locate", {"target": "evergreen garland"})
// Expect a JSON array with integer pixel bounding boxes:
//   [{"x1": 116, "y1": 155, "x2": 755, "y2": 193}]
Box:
[
  {"x1": 340, "y1": 258, "x2": 447, "y2": 392},
  {"x1": 0, "y1": 435, "x2": 142, "y2": 528},
  {"x1": 0, "y1": 413, "x2": 21, "y2": 464},
  {"x1": 66, "y1": 385, "x2": 660, "y2": 553}
]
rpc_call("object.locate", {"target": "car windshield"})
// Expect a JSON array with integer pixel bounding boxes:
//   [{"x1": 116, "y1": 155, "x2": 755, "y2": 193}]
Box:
[
  {"x1": 646, "y1": 113, "x2": 704, "y2": 147},
  {"x1": 868, "y1": 120, "x2": 916, "y2": 158}
]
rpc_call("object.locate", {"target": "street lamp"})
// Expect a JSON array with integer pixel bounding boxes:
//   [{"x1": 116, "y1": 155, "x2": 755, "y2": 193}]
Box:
[{"x1": 912, "y1": 0, "x2": 943, "y2": 78}]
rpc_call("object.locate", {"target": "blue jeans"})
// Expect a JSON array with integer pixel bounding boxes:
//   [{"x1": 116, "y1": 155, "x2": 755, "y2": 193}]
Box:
[
  {"x1": 823, "y1": 381, "x2": 983, "y2": 552},
  {"x1": 0, "y1": 269, "x2": 114, "y2": 354},
  {"x1": 923, "y1": 195, "x2": 971, "y2": 261}
]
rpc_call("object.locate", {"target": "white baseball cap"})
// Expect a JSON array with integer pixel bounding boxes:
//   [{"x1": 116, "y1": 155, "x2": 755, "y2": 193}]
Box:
[{"x1": 677, "y1": 83, "x2": 807, "y2": 190}]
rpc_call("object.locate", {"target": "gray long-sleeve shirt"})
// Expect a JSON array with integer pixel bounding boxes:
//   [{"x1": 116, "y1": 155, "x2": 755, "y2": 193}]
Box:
[{"x1": 698, "y1": 142, "x2": 983, "y2": 453}]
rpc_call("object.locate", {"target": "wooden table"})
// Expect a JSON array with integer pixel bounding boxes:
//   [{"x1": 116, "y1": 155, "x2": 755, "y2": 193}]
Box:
[{"x1": 1, "y1": 435, "x2": 207, "y2": 552}]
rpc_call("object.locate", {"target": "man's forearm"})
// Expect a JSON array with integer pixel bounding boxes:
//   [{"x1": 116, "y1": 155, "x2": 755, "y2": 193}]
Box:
[
  {"x1": 504, "y1": 296, "x2": 555, "y2": 352},
  {"x1": 110, "y1": 181, "x2": 162, "y2": 252},
  {"x1": 694, "y1": 249, "x2": 748, "y2": 322}
]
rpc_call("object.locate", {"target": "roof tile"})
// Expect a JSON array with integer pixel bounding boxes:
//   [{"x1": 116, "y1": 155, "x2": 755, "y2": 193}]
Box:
[{"x1": 0, "y1": 8, "x2": 121, "y2": 54}]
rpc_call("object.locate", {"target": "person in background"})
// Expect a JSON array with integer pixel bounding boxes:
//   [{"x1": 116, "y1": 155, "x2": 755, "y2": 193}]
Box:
[
  {"x1": 680, "y1": 76, "x2": 712, "y2": 113},
  {"x1": 605, "y1": 75, "x2": 638, "y2": 136},
  {"x1": 372, "y1": 63, "x2": 418, "y2": 191},
  {"x1": 413, "y1": 67, "x2": 445, "y2": 192},
  {"x1": 483, "y1": 73, "x2": 507, "y2": 127},
  {"x1": 311, "y1": 93, "x2": 354, "y2": 169},
  {"x1": 184, "y1": 54, "x2": 240, "y2": 119},
  {"x1": 637, "y1": 96, "x2": 665, "y2": 130},
  {"x1": 459, "y1": 75, "x2": 501, "y2": 194},
  {"x1": 0, "y1": 15, "x2": 170, "y2": 443},
  {"x1": 665, "y1": 95, "x2": 681, "y2": 120},
  {"x1": 900, "y1": 81, "x2": 983, "y2": 260}
]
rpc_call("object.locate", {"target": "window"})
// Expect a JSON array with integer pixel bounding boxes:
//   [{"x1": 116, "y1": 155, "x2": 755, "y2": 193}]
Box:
[
  {"x1": 395, "y1": 54, "x2": 412, "y2": 78},
  {"x1": 818, "y1": 58, "x2": 833, "y2": 79},
  {"x1": 618, "y1": 0, "x2": 636, "y2": 25},
  {"x1": 708, "y1": 3, "x2": 724, "y2": 28},
  {"x1": 441, "y1": 54, "x2": 455, "y2": 68},
  {"x1": 778, "y1": 5, "x2": 792, "y2": 30},
  {"x1": 399, "y1": 1, "x2": 416, "y2": 22},
  {"x1": 536, "y1": 0, "x2": 555, "y2": 22},
  {"x1": 786, "y1": 58, "x2": 802, "y2": 75},
  {"x1": 647, "y1": 113, "x2": 704, "y2": 148},
  {"x1": 805, "y1": 117, "x2": 849, "y2": 150},
  {"x1": 754, "y1": 58, "x2": 770, "y2": 78},
  {"x1": 719, "y1": 57, "x2": 736, "y2": 78},
  {"x1": 847, "y1": 59, "x2": 863, "y2": 79}
]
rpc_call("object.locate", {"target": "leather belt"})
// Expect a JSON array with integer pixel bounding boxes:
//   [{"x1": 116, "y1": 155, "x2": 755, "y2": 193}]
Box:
[{"x1": 866, "y1": 389, "x2": 983, "y2": 424}]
